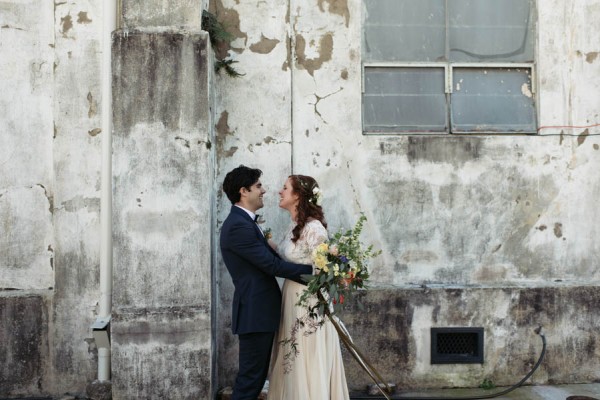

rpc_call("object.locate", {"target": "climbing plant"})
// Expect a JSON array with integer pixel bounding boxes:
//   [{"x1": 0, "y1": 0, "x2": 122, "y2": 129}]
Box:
[{"x1": 201, "y1": 10, "x2": 244, "y2": 77}]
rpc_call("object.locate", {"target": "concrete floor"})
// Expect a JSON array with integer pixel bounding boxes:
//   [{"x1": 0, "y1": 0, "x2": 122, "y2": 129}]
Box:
[
  {"x1": 218, "y1": 383, "x2": 600, "y2": 399},
  {"x1": 349, "y1": 383, "x2": 600, "y2": 400}
]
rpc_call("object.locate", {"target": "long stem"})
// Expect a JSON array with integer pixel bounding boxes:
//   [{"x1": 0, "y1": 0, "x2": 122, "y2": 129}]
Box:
[{"x1": 318, "y1": 292, "x2": 392, "y2": 399}]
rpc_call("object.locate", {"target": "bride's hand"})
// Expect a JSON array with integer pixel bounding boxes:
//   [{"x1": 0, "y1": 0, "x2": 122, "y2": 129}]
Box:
[{"x1": 268, "y1": 238, "x2": 277, "y2": 251}]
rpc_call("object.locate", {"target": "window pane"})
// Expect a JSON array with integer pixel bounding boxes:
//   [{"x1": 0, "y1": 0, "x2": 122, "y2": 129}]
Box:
[
  {"x1": 451, "y1": 68, "x2": 536, "y2": 133},
  {"x1": 364, "y1": 0, "x2": 446, "y2": 62},
  {"x1": 449, "y1": 0, "x2": 534, "y2": 62},
  {"x1": 363, "y1": 67, "x2": 447, "y2": 132}
]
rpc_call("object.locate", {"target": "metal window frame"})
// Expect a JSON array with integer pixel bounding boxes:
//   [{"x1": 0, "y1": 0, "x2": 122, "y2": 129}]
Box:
[
  {"x1": 362, "y1": 62, "x2": 536, "y2": 134},
  {"x1": 361, "y1": 0, "x2": 538, "y2": 135}
]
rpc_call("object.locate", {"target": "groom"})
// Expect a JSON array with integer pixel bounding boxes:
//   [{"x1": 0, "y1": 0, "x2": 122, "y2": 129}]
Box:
[{"x1": 220, "y1": 165, "x2": 312, "y2": 400}]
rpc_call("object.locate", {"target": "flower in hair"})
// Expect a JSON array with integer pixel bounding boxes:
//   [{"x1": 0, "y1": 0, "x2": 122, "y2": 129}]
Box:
[{"x1": 311, "y1": 186, "x2": 323, "y2": 206}]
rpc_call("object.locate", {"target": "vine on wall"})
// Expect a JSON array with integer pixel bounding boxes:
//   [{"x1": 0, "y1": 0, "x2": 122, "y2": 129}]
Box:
[{"x1": 201, "y1": 10, "x2": 244, "y2": 77}]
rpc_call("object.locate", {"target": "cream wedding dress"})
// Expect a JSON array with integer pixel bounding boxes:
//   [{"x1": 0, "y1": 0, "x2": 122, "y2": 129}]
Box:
[{"x1": 268, "y1": 220, "x2": 350, "y2": 400}]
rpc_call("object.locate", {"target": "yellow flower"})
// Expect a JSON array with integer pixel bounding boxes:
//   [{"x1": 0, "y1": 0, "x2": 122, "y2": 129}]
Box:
[
  {"x1": 333, "y1": 264, "x2": 339, "y2": 272},
  {"x1": 314, "y1": 255, "x2": 327, "y2": 269},
  {"x1": 317, "y1": 242, "x2": 329, "y2": 254},
  {"x1": 334, "y1": 271, "x2": 339, "y2": 276},
  {"x1": 322, "y1": 265, "x2": 329, "y2": 273}
]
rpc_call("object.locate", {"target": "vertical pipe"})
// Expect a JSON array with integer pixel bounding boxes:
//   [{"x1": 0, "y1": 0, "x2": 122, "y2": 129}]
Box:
[{"x1": 98, "y1": 0, "x2": 117, "y2": 382}]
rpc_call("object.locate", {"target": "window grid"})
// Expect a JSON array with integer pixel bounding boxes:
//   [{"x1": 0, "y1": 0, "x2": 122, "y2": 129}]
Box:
[{"x1": 362, "y1": 0, "x2": 537, "y2": 135}]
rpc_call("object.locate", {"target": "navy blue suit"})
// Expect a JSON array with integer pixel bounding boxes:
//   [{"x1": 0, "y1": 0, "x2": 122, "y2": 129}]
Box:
[{"x1": 220, "y1": 206, "x2": 312, "y2": 399}]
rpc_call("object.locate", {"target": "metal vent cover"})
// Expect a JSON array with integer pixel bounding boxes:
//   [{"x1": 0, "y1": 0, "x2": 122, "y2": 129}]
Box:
[{"x1": 431, "y1": 327, "x2": 484, "y2": 364}]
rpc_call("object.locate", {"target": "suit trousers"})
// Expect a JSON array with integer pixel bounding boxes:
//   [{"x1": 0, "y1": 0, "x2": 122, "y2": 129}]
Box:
[{"x1": 232, "y1": 331, "x2": 275, "y2": 400}]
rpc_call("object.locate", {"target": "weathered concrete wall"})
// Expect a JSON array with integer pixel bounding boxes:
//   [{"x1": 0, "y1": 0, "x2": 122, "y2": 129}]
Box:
[
  {"x1": 122, "y1": 0, "x2": 203, "y2": 29},
  {"x1": 339, "y1": 285, "x2": 600, "y2": 389},
  {"x1": 1, "y1": 0, "x2": 103, "y2": 396},
  {"x1": 0, "y1": 294, "x2": 49, "y2": 396},
  {"x1": 210, "y1": 0, "x2": 296, "y2": 386},
  {"x1": 0, "y1": 0, "x2": 54, "y2": 290},
  {"x1": 213, "y1": 0, "x2": 600, "y2": 391},
  {"x1": 51, "y1": 0, "x2": 104, "y2": 393},
  {"x1": 112, "y1": 30, "x2": 213, "y2": 399}
]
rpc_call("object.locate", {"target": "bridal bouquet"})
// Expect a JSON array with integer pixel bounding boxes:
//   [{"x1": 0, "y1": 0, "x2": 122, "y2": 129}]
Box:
[{"x1": 297, "y1": 214, "x2": 381, "y2": 317}]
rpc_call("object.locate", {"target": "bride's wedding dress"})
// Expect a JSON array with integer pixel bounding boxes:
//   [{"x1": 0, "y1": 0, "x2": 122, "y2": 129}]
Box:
[{"x1": 268, "y1": 220, "x2": 350, "y2": 400}]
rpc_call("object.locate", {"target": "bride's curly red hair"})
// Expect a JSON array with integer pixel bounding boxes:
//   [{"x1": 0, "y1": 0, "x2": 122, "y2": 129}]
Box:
[{"x1": 289, "y1": 175, "x2": 327, "y2": 243}]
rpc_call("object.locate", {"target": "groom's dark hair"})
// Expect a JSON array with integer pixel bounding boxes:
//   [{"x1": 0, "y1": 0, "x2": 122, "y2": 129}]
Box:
[{"x1": 223, "y1": 165, "x2": 263, "y2": 204}]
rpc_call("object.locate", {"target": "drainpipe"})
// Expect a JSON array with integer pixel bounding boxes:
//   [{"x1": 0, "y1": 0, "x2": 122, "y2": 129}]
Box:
[{"x1": 97, "y1": 0, "x2": 118, "y2": 382}]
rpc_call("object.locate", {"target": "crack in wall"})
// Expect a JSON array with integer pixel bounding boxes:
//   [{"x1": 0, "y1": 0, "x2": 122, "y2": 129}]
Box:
[{"x1": 309, "y1": 87, "x2": 343, "y2": 124}]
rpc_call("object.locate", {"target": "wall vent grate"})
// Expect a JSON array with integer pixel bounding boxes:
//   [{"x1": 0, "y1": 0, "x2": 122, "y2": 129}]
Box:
[{"x1": 431, "y1": 327, "x2": 484, "y2": 364}]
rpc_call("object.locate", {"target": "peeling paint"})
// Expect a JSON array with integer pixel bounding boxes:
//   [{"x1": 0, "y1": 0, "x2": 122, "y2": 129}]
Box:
[
  {"x1": 281, "y1": 34, "x2": 292, "y2": 71},
  {"x1": 77, "y1": 12, "x2": 92, "y2": 24},
  {"x1": 208, "y1": 0, "x2": 248, "y2": 59},
  {"x1": 87, "y1": 92, "x2": 97, "y2": 118},
  {"x1": 317, "y1": 0, "x2": 350, "y2": 27},
  {"x1": 215, "y1": 111, "x2": 234, "y2": 154},
  {"x1": 340, "y1": 68, "x2": 348, "y2": 80},
  {"x1": 554, "y1": 223, "x2": 563, "y2": 238},
  {"x1": 249, "y1": 35, "x2": 279, "y2": 54},
  {"x1": 60, "y1": 14, "x2": 72, "y2": 37},
  {"x1": 578, "y1": 129, "x2": 589, "y2": 146},
  {"x1": 60, "y1": 196, "x2": 100, "y2": 213},
  {"x1": 295, "y1": 33, "x2": 333, "y2": 76},
  {"x1": 223, "y1": 146, "x2": 238, "y2": 157},
  {"x1": 88, "y1": 128, "x2": 101, "y2": 137},
  {"x1": 521, "y1": 82, "x2": 532, "y2": 98},
  {"x1": 585, "y1": 51, "x2": 598, "y2": 63}
]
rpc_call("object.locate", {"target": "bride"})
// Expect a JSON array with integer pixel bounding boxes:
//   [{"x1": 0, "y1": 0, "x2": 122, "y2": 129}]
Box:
[{"x1": 267, "y1": 174, "x2": 349, "y2": 400}]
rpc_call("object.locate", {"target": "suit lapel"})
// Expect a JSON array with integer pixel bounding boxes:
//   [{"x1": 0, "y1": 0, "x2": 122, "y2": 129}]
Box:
[{"x1": 231, "y1": 206, "x2": 269, "y2": 243}]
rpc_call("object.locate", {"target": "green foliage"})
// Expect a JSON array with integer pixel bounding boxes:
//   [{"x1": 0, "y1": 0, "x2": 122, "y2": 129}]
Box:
[
  {"x1": 215, "y1": 59, "x2": 245, "y2": 77},
  {"x1": 479, "y1": 378, "x2": 496, "y2": 390},
  {"x1": 201, "y1": 10, "x2": 243, "y2": 77}
]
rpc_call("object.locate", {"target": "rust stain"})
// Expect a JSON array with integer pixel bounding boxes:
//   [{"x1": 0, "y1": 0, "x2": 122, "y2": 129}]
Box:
[
  {"x1": 208, "y1": 0, "x2": 248, "y2": 59},
  {"x1": 585, "y1": 52, "x2": 598, "y2": 63},
  {"x1": 60, "y1": 14, "x2": 73, "y2": 36},
  {"x1": 88, "y1": 128, "x2": 101, "y2": 137},
  {"x1": 577, "y1": 128, "x2": 589, "y2": 146},
  {"x1": 317, "y1": 0, "x2": 350, "y2": 27},
  {"x1": 77, "y1": 11, "x2": 92, "y2": 24},
  {"x1": 295, "y1": 33, "x2": 334, "y2": 76},
  {"x1": 249, "y1": 35, "x2": 280, "y2": 54}
]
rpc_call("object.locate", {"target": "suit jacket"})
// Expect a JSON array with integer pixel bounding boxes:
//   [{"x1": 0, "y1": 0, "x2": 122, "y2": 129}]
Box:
[{"x1": 220, "y1": 206, "x2": 313, "y2": 335}]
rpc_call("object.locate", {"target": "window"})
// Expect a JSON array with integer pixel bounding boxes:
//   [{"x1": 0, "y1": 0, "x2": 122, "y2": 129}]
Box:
[{"x1": 362, "y1": 0, "x2": 536, "y2": 134}]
